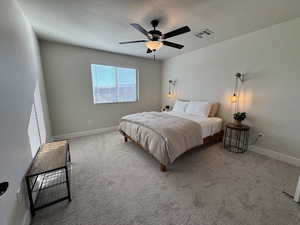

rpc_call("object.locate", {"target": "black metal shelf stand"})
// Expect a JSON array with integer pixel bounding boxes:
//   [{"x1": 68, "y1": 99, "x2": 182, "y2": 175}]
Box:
[
  {"x1": 25, "y1": 141, "x2": 71, "y2": 216},
  {"x1": 224, "y1": 123, "x2": 250, "y2": 153}
]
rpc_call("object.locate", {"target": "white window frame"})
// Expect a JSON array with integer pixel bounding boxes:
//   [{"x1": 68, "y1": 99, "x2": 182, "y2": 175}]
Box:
[{"x1": 90, "y1": 63, "x2": 139, "y2": 104}]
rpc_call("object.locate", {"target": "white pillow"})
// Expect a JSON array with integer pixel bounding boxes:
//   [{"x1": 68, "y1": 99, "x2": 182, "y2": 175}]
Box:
[
  {"x1": 186, "y1": 101, "x2": 210, "y2": 117},
  {"x1": 172, "y1": 100, "x2": 188, "y2": 113}
]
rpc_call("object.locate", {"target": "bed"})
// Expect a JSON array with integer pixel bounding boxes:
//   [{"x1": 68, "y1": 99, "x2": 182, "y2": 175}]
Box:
[{"x1": 119, "y1": 101, "x2": 223, "y2": 171}]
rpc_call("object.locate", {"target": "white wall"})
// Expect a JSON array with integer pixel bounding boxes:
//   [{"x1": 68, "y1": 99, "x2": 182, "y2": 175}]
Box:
[
  {"x1": 162, "y1": 17, "x2": 300, "y2": 160},
  {"x1": 0, "y1": 0, "x2": 51, "y2": 225},
  {"x1": 40, "y1": 41, "x2": 161, "y2": 137}
]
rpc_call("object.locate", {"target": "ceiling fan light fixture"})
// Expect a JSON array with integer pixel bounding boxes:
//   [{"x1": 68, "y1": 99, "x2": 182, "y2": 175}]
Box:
[{"x1": 145, "y1": 41, "x2": 163, "y2": 51}]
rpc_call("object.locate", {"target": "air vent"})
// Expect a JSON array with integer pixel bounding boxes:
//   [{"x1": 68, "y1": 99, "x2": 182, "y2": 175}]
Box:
[{"x1": 195, "y1": 29, "x2": 214, "y2": 38}]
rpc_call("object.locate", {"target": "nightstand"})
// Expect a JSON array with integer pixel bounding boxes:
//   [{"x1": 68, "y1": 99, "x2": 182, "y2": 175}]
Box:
[{"x1": 223, "y1": 123, "x2": 250, "y2": 153}]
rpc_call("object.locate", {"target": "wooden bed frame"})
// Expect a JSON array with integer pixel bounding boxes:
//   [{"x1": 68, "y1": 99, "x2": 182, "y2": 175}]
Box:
[{"x1": 119, "y1": 129, "x2": 224, "y2": 172}]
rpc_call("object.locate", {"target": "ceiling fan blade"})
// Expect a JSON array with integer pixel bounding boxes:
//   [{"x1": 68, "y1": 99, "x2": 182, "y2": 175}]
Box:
[
  {"x1": 119, "y1": 40, "x2": 147, "y2": 44},
  {"x1": 130, "y1": 23, "x2": 151, "y2": 39},
  {"x1": 162, "y1": 41, "x2": 184, "y2": 49},
  {"x1": 146, "y1": 48, "x2": 152, "y2": 54},
  {"x1": 163, "y1": 26, "x2": 191, "y2": 39}
]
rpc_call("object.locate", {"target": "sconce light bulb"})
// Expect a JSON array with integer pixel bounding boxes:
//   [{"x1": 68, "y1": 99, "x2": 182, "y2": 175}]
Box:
[{"x1": 231, "y1": 93, "x2": 238, "y2": 103}]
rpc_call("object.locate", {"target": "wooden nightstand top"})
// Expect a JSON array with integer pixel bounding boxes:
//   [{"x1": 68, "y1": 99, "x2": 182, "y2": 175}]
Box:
[{"x1": 226, "y1": 123, "x2": 250, "y2": 131}]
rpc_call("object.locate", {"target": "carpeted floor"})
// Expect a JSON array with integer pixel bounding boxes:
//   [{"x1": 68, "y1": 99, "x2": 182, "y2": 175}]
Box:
[{"x1": 31, "y1": 131, "x2": 300, "y2": 225}]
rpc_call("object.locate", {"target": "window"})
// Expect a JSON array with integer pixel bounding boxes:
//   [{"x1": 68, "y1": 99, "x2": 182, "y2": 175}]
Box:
[{"x1": 91, "y1": 64, "x2": 138, "y2": 104}]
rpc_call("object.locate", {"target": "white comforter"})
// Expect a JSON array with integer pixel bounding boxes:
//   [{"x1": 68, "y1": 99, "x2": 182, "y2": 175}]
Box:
[
  {"x1": 164, "y1": 111, "x2": 222, "y2": 138},
  {"x1": 119, "y1": 111, "x2": 222, "y2": 165}
]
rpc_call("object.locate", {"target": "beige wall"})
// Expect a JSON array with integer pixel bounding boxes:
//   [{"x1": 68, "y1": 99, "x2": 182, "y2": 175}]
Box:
[
  {"x1": 162, "y1": 17, "x2": 300, "y2": 159},
  {"x1": 40, "y1": 41, "x2": 161, "y2": 136},
  {"x1": 0, "y1": 0, "x2": 51, "y2": 225}
]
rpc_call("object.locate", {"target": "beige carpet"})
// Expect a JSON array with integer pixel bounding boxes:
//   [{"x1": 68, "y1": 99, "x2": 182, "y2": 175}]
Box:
[{"x1": 31, "y1": 132, "x2": 300, "y2": 225}]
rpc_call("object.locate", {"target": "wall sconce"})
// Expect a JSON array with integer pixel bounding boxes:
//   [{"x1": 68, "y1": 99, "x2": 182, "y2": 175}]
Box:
[
  {"x1": 167, "y1": 80, "x2": 176, "y2": 98},
  {"x1": 231, "y1": 94, "x2": 238, "y2": 103},
  {"x1": 231, "y1": 73, "x2": 244, "y2": 103}
]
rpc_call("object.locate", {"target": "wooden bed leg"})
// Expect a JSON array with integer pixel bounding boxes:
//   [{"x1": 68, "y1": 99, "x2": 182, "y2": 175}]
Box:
[
  {"x1": 124, "y1": 136, "x2": 128, "y2": 142},
  {"x1": 160, "y1": 164, "x2": 167, "y2": 172}
]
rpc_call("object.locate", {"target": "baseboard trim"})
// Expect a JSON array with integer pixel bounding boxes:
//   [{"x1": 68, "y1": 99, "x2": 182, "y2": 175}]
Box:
[
  {"x1": 53, "y1": 126, "x2": 118, "y2": 140},
  {"x1": 249, "y1": 145, "x2": 300, "y2": 167},
  {"x1": 22, "y1": 209, "x2": 31, "y2": 225}
]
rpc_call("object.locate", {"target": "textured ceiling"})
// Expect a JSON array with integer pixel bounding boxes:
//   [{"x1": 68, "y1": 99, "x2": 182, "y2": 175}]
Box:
[{"x1": 19, "y1": 0, "x2": 300, "y2": 60}]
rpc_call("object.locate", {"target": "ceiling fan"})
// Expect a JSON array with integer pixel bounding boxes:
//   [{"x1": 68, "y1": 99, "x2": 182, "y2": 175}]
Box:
[{"x1": 119, "y1": 19, "x2": 191, "y2": 55}]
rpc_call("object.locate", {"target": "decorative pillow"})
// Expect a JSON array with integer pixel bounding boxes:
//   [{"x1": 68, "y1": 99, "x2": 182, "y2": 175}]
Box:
[
  {"x1": 172, "y1": 100, "x2": 188, "y2": 113},
  {"x1": 186, "y1": 101, "x2": 210, "y2": 117},
  {"x1": 208, "y1": 103, "x2": 220, "y2": 117}
]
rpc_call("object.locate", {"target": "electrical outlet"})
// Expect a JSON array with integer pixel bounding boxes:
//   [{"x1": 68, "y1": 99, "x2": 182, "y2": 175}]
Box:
[
  {"x1": 258, "y1": 132, "x2": 264, "y2": 138},
  {"x1": 88, "y1": 120, "x2": 92, "y2": 125},
  {"x1": 251, "y1": 132, "x2": 265, "y2": 145}
]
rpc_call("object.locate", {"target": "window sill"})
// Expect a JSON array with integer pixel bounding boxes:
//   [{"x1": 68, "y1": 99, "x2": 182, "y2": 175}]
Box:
[{"x1": 93, "y1": 100, "x2": 139, "y2": 105}]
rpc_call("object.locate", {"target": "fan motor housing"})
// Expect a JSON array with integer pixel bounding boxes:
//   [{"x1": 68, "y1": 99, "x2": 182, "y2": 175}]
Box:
[{"x1": 149, "y1": 30, "x2": 162, "y2": 40}]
